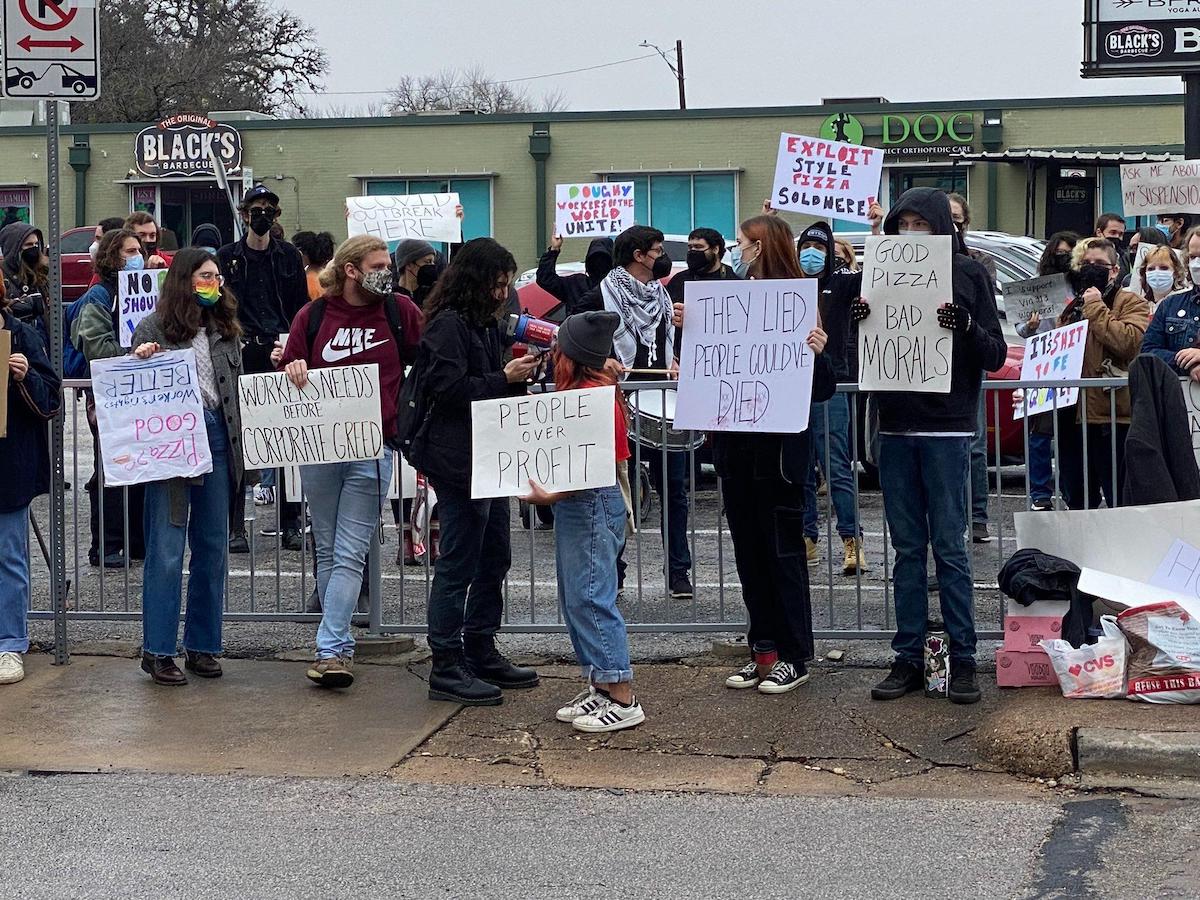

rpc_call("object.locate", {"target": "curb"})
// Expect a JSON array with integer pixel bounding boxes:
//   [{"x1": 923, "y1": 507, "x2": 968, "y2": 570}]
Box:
[{"x1": 1075, "y1": 728, "x2": 1200, "y2": 780}]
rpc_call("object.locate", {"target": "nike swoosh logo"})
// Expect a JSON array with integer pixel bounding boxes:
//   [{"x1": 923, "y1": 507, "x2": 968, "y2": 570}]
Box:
[{"x1": 321, "y1": 337, "x2": 389, "y2": 363}]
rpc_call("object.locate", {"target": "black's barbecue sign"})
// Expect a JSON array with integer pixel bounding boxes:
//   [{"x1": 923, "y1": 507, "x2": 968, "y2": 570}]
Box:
[
  {"x1": 134, "y1": 115, "x2": 243, "y2": 179},
  {"x1": 1083, "y1": 0, "x2": 1200, "y2": 77}
]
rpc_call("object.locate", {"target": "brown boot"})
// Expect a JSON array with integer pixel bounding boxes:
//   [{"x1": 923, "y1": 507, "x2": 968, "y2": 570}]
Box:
[
  {"x1": 184, "y1": 650, "x2": 223, "y2": 679},
  {"x1": 842, "y1": 536, "x2": 866, "y2": 576},
  {"x1": 141, "y1": 653, "x2": 187, "y2": 686}
]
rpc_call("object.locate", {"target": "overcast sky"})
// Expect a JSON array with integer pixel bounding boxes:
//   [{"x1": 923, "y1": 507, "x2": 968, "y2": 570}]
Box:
[{"x1": 288, "y1": 0, "x2": 1184, "y2": 113}]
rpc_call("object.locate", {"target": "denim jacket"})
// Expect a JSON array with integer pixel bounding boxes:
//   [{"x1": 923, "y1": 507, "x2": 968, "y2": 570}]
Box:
[{"x1": 1141, "y1": 287, "x2": 1200, "y2": 375}]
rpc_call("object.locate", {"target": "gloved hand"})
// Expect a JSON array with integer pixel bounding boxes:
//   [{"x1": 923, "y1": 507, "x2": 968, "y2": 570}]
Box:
[
  {"x1": 937, "y1": 303, "x2": 972, "y2": 333},
  {"x1": 850, "y1": 299, "x2": 871, "y2": 322}
]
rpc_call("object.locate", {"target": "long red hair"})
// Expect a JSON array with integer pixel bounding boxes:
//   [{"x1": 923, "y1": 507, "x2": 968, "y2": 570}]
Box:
[
  {"x1": 739, "y1": 215, "x2": 803, "y2": 280},
  {"x1": 552, "y1": 348, "x2": 628, "y2": 426}
]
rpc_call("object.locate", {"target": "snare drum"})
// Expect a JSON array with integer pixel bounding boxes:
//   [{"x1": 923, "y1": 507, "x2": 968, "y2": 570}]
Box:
[{"x1": 626, "y1": 389, "x2": 705, "y2": 451}]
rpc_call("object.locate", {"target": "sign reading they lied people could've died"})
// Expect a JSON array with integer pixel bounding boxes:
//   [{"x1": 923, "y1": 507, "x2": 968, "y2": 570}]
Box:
[
  {"x1": 858, "y1": 234, "x2": 954, "y2": 394},
  {"x1": 238, "y1": 364, "x2": 384, "y2": 469},
  {"x1": 673, "y1": 279, "x2": 818, "y2": 433}
]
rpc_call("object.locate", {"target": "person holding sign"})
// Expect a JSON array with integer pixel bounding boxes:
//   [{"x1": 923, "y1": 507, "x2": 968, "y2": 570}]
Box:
[
  {"x1": 129, "y1": 249, "x2": 248, "y2": 686},
  {"x1": 410, "y1": 238, "x2": 541, "y2": 706},
  {"x1": 849, "y1": 188, "x2": 1006, "y2": 705},
  {"x1": 523, "y1": 311, "x2": 646, "y2": 732},
  {"x1": 537, "y1": 235, "x2": 615, "y2": 318},
  {"x1": 0, "y1": 283, "x2": 61, "y2": 686},
  {"x1": 276, "y1": 236, "x2": 423, "y2": 688}
]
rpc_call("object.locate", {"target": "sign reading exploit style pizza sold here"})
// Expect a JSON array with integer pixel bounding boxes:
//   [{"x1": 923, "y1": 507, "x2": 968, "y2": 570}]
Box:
[{"x1": 770, "y1": 133, "x2": 883, "y2": 225}]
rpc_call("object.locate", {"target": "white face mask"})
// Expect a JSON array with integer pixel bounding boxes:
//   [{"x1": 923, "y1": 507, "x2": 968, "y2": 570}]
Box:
[
  {"x1": 1146, "y1": 269, "x2": 1175, "y2": 296},
  {"x1": 1190, "y1": 259, "x2": 1200, "y2": 285},
  {"x1": 88, "y1": 240, "x2": 100, "y2": 261},
  {"x1": 897, "y1": 229, "x2": 931, "y2": 237}
]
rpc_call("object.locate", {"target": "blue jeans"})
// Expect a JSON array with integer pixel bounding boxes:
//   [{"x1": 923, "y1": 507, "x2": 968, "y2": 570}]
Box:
[
  {"x1": 0, "y1": 505, "x2": 31, "y2": 653},
  {"x1": 804, "y1": 394, "x2": 860, "y2": 540},
  {"x1": 1028, "y1": 432, "x2": 1053, "y2": 502},
  {"x1": 628, "y1": 448, "x2": 692, "y2": 577},
  {"x1": 425, "y1": 481, "x2": 511, "y2": 656},
  {"x1": 302, "y1": 456, "x2": 392, "y2": 659},
  {"x1": 142, "y1": 410, "x2": 231, "y2": 657},
  {"x1": 878, "y1": 434, "x2": 976, "y2": 665},
  {"x1": 970, "y1": 398, "x2": 989, "y2": 526},
  {"x1": 555, "y1": 485, "x2": 631, "y2": 683}
]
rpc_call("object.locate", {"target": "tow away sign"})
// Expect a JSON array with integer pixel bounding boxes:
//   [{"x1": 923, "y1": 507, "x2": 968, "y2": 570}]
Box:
[{"x1": 1, "y1": 0, "x2": 100, "y2": 99}]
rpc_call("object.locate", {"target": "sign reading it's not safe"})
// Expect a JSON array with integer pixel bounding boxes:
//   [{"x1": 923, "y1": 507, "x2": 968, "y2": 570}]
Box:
[{"x1": 1, "y1": 0, "x2": 100, "y2": 100}]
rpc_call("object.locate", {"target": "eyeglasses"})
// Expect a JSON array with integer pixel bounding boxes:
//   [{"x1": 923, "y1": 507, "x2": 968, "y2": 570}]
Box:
[{"x1": 194, "y1": 272, "x2": 225, "y2": 286}]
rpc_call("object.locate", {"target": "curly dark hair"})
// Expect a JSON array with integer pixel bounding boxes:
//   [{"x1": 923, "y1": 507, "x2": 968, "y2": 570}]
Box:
[
  {"x1": 423, "y1": 238, "x2": 517, "y2": 325},
  {"x1": 157, "y1": 247, "x2": 242, "y2": 344},
  {"x1": 94, "y1": 228, "x2": 140, "y2": 283},
  {"x1": 292, "y1": 230, "x2": 336, "y2": 269}
]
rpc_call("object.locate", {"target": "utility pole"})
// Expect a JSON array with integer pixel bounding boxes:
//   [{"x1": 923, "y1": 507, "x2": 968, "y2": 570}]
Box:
[{"x1": 640, "y1": 39, "x2": 686, "y2": 110}]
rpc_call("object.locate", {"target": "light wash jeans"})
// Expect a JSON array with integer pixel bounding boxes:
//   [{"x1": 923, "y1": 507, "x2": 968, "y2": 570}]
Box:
[
  {"x1": 554, "y1": 484, "x2": 631, "y2": 684},
  {"x1": 0, "y1": 505, "x2": 31, "y2": 653},
  {"x1": 804, "y1": 394, "x2": 861, "y2": 540},
  {"x1": 302, "y1": 456, "x2": 392, "y2": 659}
]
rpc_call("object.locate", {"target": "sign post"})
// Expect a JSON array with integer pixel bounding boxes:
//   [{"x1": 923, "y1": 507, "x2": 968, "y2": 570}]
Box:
[{"x1": 46, "y1": 99, "x2": 69, "y2": 665}]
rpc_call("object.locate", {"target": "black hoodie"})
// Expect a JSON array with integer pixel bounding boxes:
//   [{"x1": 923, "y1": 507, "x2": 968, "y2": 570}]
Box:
[
  {"x1": 798, "y1": 221, "x2": 858, "y2": 382},
  {"x1": 870, "y1": 188, "x2": 1006, "y2": 434},
  {"x1": 535, "y1": 237, "x2": 614, "y2": 317},
  {"x1": 0, "y1": 222, "x2": 49, "y2": 343}
]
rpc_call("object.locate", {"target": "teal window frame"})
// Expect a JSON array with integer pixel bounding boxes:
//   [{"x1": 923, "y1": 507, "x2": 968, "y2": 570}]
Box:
[
  {"x1": 361, "y1": 177, "x2": 493, "y2": 252},
  {"x1": 603, "y1": 172, "x2": 737, "y2": 239}
]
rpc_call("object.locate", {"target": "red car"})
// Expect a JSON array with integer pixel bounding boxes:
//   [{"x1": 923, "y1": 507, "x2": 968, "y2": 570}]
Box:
[{"x1": 59, "y1": 226, "x2": 96, "y2": 302}]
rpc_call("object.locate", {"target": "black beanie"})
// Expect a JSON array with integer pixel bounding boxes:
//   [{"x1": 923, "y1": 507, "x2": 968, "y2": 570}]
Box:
[{"x1": 558, "y1": 311, "x2": 619, "y2": 369}]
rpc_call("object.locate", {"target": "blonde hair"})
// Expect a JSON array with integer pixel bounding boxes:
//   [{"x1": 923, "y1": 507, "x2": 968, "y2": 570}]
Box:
[
  {"x1": 834, "y1": 238, "x2": 858, "y2": 272},
  {"x1": 319, "y1": 235, "x2": 389, "y2": 293},
  {"x1": 1140, "y1": 245, "x2": 1186, "y2": 299}
]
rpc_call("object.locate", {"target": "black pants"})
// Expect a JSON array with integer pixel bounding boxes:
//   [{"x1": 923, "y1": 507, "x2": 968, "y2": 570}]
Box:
[
  {"x1": 721, "y1": 470, "x2": 814, "y2": 664},
  {"x1": 232, "y1": 339, "x2": 301, "y2": 536},
  {"x1": 86, "y1": 397, "x2": 144, "y2": 561},
  {"x1": 1057, "y1": 414, "x2": 1128, "y2": 510}
]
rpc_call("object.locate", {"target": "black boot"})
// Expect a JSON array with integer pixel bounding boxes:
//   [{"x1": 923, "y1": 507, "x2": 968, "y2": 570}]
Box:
[
  {"x1": 464, "y1": 634, "x2": 539, "y2": 689},
  {"x1": 428, "y1": 652, "x2": 503, "y2": 706}
]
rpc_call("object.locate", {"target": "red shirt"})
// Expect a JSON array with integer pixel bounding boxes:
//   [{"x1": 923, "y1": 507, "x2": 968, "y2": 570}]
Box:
[
  {"x1": 282, "y1": 293, "x2": 423, "y2": 442},
  {"x1": 581, "y1": 378, "x2": 631, "y2": 463}
]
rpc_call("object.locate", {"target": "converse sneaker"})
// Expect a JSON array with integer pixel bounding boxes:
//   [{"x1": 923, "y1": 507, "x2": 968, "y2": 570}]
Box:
[
  {"x1": 572, "y1": 695, "x2": 646, "y2": 733},
  {"x1": 254, "y1": 485, "x2": 275, "y2": 506},
  {"x1": 757, "y1": 660, "x2": 809, "y2": 694},
  {"x1": 306, "y1": 655, "x2": 354, "y2": 688},
  {"x1": 0, "y1": 652, "x2": 24, "y2": 685},
  {"x1": 555, "y1": 686, "x2": 606, "y2": 723},
  {"x1": 724, "y1": 661, "x2": 761, "y2": 690}
]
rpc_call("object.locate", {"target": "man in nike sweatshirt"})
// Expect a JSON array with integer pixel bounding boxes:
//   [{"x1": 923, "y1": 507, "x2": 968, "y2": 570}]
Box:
[{"x1": 850, "y1": 188, "x2": 1006, "y2": 706}]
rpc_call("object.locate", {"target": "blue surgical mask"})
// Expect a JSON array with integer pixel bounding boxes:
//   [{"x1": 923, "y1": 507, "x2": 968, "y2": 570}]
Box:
[
  {"x1": 730, "y1": 242, "x2": 757, "y2": 278},
  {"x1": 123, "y1": 254, "x2": 146, "y2": 271},
  {"x1": 799, "y1": 247, "x2": 826, "y2": 276},
  {"x1": 1146, "y1": 269, "x2": 1175, "y2": 294},
  {"x1": 1157, "y1": 223, "x2": 1173, "y2": 238}
]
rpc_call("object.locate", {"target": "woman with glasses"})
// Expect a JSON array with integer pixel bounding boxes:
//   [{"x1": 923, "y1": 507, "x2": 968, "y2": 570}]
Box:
[{"x1": 130, "y1": 249, "x2": 249, "y2": 685}]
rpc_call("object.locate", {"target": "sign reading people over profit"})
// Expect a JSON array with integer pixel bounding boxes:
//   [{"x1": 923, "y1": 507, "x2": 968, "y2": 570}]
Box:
[
  {"x1": 470, "y1": 387, "x2": 617, "y2": 500},
  {"x1": 1120, "y1": 160, "x2": 1200, "y2": 216},
  {"x1": 238, "y1": 364, "x2": 384, "y2": 469},
  {"x1": 674, "y1": 279, "x2": 819, "y2": 433},
  {"x1": 770, "y1": 133, "x2": 882, "y2": 224},
  {"x1": 118, "y1": 269, "x2": 168, "y2": 348},
  {"x1": 858, "y1": 235, "x2": 954, "y2": 393},
  {"x1": 1001, "y1": 273, "x2": 1075, "y2": 325},
  {"x1": 346, "y1": 194, "x2": 462, "y2": 248},
  {"x1": 554, "y1": 182, "x2": 635, "y2": 238},
  {"x1": 90, "y1": 349, "x2": 213, "y2": 487},
  {"x1": 134, "y1": 116, "x2": 242, "y2": 178},
  {"x1": 1014, "y1": 320, "x2": 1089, "y2": 420}
]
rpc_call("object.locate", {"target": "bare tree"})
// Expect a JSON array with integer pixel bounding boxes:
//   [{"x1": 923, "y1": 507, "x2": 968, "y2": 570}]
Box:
[
  {"x1": 299, "y1": 100, "x2": 391, "y2": 119},
  {"x1": 386, "y1": 67, "x2": 570, "y2": 114}
]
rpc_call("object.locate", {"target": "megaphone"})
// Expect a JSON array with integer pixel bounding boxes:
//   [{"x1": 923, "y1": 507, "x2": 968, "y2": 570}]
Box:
[{"x1": 506, "y1": 313, "x2": 559, "y2": 350}]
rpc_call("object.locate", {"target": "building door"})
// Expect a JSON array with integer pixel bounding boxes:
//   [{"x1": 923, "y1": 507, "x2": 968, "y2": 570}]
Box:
[
  {"x1": 159, "y1": 183, "x2": 236, "y2": 249},
  {"x1": 1045, "y1": 168, "x2": 1096, "y2": 240},
  {"x1": 887, "y1": 168, "x2": 967, "y2": 206}
]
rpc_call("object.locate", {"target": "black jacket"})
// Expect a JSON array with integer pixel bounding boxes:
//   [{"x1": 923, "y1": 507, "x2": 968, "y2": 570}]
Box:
[
  {"x1": 798, "y1": 221, "x2": 859, "y2": 383},
  {"x1": 416, "y1": 308, "x2": 526, "y2": 490},
  {"x1": 0, "y1": 310, "x2": 60, "y2": 512},
  {"x1": 0, "y1": 223, "x2": 48, "y2": 346},
  {"x1": 536, "y1": 238, "x2": 614, "y2": 318},
  {"x1": 216, "y1": 236, "x2": 308, "y2": 337},
  {"x1": 666, "y1": 262, "x2": 739, "y2": 359},
  {"x1": 1123, "y1": 353, "x2": 1200, "y2": 506},
  {"x1": 998, "y1": 548, "x2": 1092, "y2": 648},
  {"x1": 870, "y1": 188, "x2": 1007, "y2": 434}
]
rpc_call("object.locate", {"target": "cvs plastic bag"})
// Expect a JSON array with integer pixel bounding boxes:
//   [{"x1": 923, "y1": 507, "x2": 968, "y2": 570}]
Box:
[
  {"x1": 1117, "y1": 602, "x2": 1200, "y2": 704},
  {"x1": 1038, "y1": 616, "x2": 1127, "y2": 699}
]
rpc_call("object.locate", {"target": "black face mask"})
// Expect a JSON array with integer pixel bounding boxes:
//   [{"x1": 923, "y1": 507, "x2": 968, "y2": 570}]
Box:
[
  {"x1": 1052, "y1": 252, "x2": 1072, "y2": 274},
  {"x1": 415, "y1": 263, "x2": 439, "y2": 288},
  {"x1": 20, "y1": 246, "x2": 41, "y2": 268},
  {"x1": 585, "y1": 258, "x2": 611, "y2": 281},
  {"x1": 686, "y1": 249, "x2": 711, "y2": 273},
  {"x1": 248, "y1": 210, "x2": 273, "y2": 237},
  {"x1": 651, "y1": 252, "x2": 672, "y2": 280},
  {"x1": 144, "y1": 242, "x2": 158, "y2": 256},
  {"x1": 1077, "y1": 263, "x2": 1112, "y2": 293}
]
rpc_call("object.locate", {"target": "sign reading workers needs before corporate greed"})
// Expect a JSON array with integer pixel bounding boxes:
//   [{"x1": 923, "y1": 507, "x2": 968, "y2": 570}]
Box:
[
  {"x1": 1014, "y1": 320, "x2": 1089, "y2": 420},
  {"x1": 554, "y1": 182, "x2": 635, "y2": 238},
  {"x1": 1120, "y1": 159, "x2": 1200, "y2": 216},
  {"x1": 470, "y1": 387, "x2": 617, "y2": 500},
  {"x1": 673, "y1": 279, "x2": 819, "y2": 433},
  {"x1": 770, "y1": 133, "x2": 882, "y2": 225},
  {"x1": 858, "y1": 235, "x2": 954, "y2": 394},
  {"x1": 346, "y1": 193, "x2": 462, "y2": 247},
  {"x1": 237, "y1": 364, "x2": 384, "y2": 469}
]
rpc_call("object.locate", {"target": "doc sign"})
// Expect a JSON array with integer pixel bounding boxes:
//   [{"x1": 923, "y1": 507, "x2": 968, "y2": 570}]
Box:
[{"x1": 134, "y1": 115, "x2": 243, "y2": 178}]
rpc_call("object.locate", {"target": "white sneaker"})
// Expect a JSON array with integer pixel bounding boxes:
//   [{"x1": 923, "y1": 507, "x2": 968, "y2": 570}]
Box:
[
  {"x1": 0, "y1": 652, "x2": 24, "y2": 685},
  {"x1": 725, "y1": 661, "x2": 761, "y2": 690},
  {"x1": 757, "y1": 660, "x2": 810, "y2": 695},
  {"x1": 572, "y1": 695, "x2": 646, "y2": 733},
  {"x1": 254, "y1": 485, "x2": 275, "y2": 506},
  {"x1": 556, "y1": 686, "x2": 606, "y2": 723}
]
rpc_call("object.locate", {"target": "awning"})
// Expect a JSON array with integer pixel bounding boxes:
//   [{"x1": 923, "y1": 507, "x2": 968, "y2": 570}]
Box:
[{"x1": 949, "y1": 149, "x2": 1177, "y2": 164}]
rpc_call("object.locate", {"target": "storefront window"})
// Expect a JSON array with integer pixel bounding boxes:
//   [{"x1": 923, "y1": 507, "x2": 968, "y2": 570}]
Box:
[
  {"x1": 889, "y1": 168, "x2": 967, "y2": 206},
  {"x1": 0, "y1": 188, "x2": 33, "y2": 228},
  {"x1": 605, "y1": 172, "x2": 736, "y2": 239},
  {"x1": 364, "y1": 178, "x2": 492, "y2": 249}
]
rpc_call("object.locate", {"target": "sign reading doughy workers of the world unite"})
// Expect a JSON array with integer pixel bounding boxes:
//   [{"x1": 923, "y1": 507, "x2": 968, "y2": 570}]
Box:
[{"x1": 554, "y1": 183, "x2": 635, "y2": 237}]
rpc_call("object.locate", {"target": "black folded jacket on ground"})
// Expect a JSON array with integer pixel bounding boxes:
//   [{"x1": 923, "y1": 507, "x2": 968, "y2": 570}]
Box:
[
  {"x1": 998, "y1": 548, "x2": 1093, "y2": 648},
  {"x1": 1122, "y1": 353, "x2": 1200, "y2": 506}
]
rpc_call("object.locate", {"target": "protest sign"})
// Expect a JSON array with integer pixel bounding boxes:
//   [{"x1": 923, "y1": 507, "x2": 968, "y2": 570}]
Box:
[
  {"x1": 118, "y1": 269, "x2": 168, "y2": 348},
  {"x1": 346, "y1": 193, "x2": 462, "y2": 247},
  {"x1": 238, "y1": 364, "x2": 384, "y2": 469},
  {"x1": 1001, "y1": 273, "x2": 1074, "y2": 326},
  {"x1": 1150, "y1": 539, "x2": 1200, "y2": 598},
  {"x1": 1013, "y1": 320, "x2": 1089, "y2": 420},
  {"x1": 674, "y1": 278, "x2": 819, "y2": 432},
  {"x1": 0, "y1": 330, "x2": 9, "y2": 438},
  {"x1": 770, "y1": 133, "x2": 882, "y2": 224},
  {"x1": 858, "y1": 235, "x2": 954, "y2": 393},
  {"x1": 1181, "y1": 377, "x2": 1200, "y2": 472},
  {"x1": 90, "y1": 349, "x2": 213, "y2": 487},
  {"x1": 470, "y1": 386, "x2": 616, "y2": 500},
  {"x1": 1121, "y1": 160, "x2": 1200, "y2": 217},
  {"x1": 554, "y1": 182, "x2": 635, "y2": 238}
]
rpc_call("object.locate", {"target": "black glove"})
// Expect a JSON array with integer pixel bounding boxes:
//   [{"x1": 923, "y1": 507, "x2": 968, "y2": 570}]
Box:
[
  {"x1": 850, "y1": 299, "x2": 871, "y2": 323},
  {"x1": 937, "y1": 303, "x2": 972, "y2": 333}
]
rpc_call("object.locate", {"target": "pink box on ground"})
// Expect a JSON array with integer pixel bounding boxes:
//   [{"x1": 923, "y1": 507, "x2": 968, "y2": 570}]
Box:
[
  {"x1": 1003, "y1": 615, "x2": 1063, "y2": 652},
  {"x1": 995, "y1": 648, "x2": 1058, "y2": 688}
]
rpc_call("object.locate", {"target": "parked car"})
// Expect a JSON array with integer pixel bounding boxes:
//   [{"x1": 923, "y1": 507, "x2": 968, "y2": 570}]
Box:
[{"x1": 60, "y1": 227, "x2": 96, "y2": 302}]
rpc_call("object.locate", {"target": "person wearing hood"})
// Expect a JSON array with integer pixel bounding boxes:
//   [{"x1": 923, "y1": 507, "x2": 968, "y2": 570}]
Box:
[
  {"x1": 536, "y1": 234, "x2": 614, "y2": 318},
  {"x1": 0, "y1": 222, "x2": 49, "y2": 348},
  {"x1": 850, "y1": 187, "x2": 1006, "y2": 705},
  {"x1": 189, "y1": 224, "x2": 223, "y2": 254}
]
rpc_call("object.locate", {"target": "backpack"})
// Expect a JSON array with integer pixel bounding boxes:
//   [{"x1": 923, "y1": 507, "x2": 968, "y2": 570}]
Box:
[
  {"x1": 63, "y1": 283, "x2": 116, "y2": 380},
  {"x1": 394, "y1": 344, "x2": 434, "y2": 466}
]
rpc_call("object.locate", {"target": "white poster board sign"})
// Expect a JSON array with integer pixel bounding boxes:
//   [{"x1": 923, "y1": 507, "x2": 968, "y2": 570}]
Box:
[
  {"x1": 554, "y1": 182, "x2": 635, "y2": 238},
  {"x1": 238, "y1": 364, "x2": 384, "y2": 469},
  {"x1": 1001, "y1": 273, "x2": 1073, "y2": 326},
  {"x1": 470, "y1": 386, "x2": 616, "y2": 499},
  {"x1": 770, "y1": 133, "x2": 882, "y2": 224},
  {"x1": 674, "y1": 278, "x2": 819, "y2": 432},
  {"x1": 1014, "y1": 320, "x2": 1089, "y2": 420},
  {"x1": 858, "y1": 235, "x2": 954, "y2": 393},
  {"x1": 1121, "y1": 160, "x2": 1200, "y2": 217},
  {"x1": 91, "y1": 349, "x2": 213, "y2": 487},
  {"x1": 1181, "y1": 377, "x2": 1200, "y2": 473},
  {"x1": 346, "y1": 193, "x2": 462, "y2": 246},
  {"x1": 118, "y1": 269, "x2": 168, "y2": 348}
]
